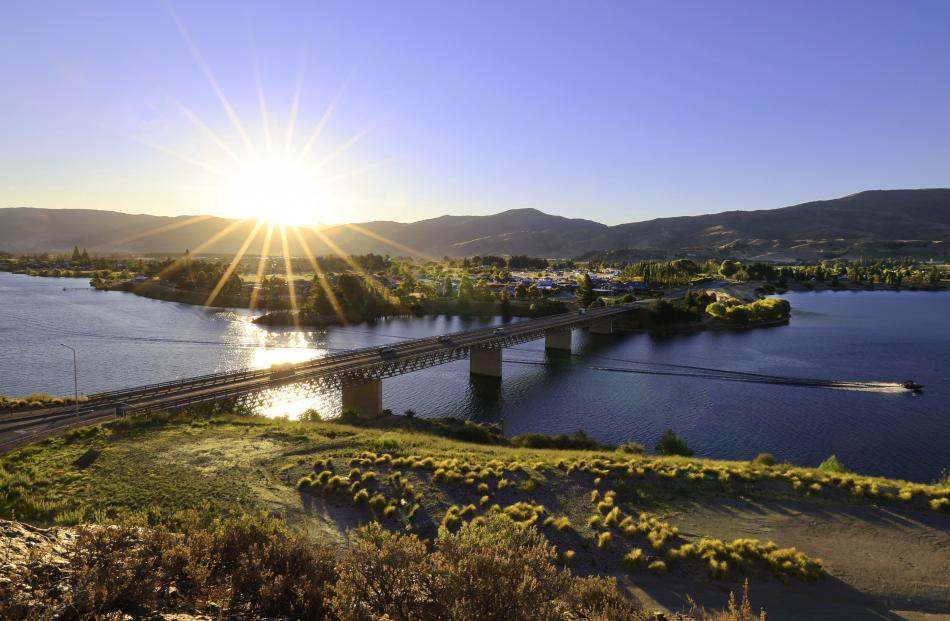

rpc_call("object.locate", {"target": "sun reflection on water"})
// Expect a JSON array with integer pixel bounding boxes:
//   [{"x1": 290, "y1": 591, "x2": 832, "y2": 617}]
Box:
[{"x1": 229, "y1": 317, "x2": 340, "y2": 420}]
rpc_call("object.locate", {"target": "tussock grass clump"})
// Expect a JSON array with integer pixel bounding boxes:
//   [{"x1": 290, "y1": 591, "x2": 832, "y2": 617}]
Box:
[
  {"x1": 497, "y1": 501, "x2": 547, "y2": 527},
  {"x1": 442, "y1": 505, "x2": 461, "y2": 529},
  {"x1": 622, "y1": 548, "x2": 645, "y2": 571},
  {"x1": 687, "y1": 538, "x2": 823, "y2": 582},
  {"x1": 603, "y1": 506, "x2": 622, "y2": 528},
  {"x1": 368, "y1": 493, "x2": 388, "y2": 512}
]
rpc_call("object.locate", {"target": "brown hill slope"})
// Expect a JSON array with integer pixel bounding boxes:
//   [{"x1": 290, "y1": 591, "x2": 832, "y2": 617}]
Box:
[{"x1": 2, "y1": 189, "x2": 948, "y2": 258}]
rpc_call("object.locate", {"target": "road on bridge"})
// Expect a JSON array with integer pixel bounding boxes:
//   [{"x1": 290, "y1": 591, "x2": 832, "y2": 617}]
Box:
[{"x1": 0, "y1": 304, "x2": 639, "y2": 454}]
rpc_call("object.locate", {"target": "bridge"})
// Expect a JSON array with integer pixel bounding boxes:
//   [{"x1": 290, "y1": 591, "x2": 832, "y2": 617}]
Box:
[{"x1": 0, "y1": 304, "x2": 640, "y2": 453}]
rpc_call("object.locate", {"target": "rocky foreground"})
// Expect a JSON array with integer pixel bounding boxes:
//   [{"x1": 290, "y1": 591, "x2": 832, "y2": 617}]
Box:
[{"x1": 1, "y1": 520, "x2": 210, "y2": 620}]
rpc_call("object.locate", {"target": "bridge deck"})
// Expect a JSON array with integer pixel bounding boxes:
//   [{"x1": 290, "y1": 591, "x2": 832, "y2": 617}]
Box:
[{"x1": 0, "y1": 304, "x2": 638, "y2": 452}]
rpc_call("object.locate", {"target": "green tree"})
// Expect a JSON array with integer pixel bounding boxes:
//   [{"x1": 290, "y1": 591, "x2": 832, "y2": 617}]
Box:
[
  {"x1": 654, "y1": 428, "x2": 694, "y2": 456},
  {"x1": 576, "y1": 274, "x2": 596, "y2": 307},
  {"x1": 457, "y1": 275, "x2": 474, "y2": 300},
  {"x1": 440, "y1": 276, "x2": 454, "y2": 298},
  {"x1": 719, "y1": 260, "x2": 740, "y2": 278}
]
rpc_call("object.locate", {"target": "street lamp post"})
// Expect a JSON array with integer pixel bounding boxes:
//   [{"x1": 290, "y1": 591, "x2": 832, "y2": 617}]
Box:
[{"x1": 59, "y1": 344, "x2": 79, "y2": 416}]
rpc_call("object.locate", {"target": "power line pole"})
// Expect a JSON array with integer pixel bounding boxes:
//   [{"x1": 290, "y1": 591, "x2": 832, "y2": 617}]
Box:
[{"x1": 59, "y1": 344, "x2": 79, "y2": 416}]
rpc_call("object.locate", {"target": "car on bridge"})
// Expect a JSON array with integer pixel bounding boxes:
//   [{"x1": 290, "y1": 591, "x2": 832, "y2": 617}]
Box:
[
  {"x1": 270, "y1": 363, "x2": 296, "y2": 380},
  {"x1": 493, "y1": 327, "x2": 505, "y2": 335},
  {"x1": 378, "y1": 347, "x2": 397, "y2": 357}
]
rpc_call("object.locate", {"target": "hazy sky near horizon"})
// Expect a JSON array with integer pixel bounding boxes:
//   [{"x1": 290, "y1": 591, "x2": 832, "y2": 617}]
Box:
[{"x1": 2, "y1": 1, "x2": 949, "y2": 225}]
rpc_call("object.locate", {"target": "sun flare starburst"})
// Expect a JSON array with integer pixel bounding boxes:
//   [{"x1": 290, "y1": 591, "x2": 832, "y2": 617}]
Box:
[{"x1": 125, "y1": 8, "x2": 429, "y2": 328}]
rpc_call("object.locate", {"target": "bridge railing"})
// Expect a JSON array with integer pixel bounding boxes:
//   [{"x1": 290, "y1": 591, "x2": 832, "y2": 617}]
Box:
[{"x1": 87, "y1": 304, "x2": 637, "y2": 405}]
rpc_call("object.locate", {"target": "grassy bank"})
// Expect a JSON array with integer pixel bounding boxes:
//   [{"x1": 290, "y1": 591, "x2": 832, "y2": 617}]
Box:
[{"x1": 3, "y1": 409, "x2": 946, "y2": 528}]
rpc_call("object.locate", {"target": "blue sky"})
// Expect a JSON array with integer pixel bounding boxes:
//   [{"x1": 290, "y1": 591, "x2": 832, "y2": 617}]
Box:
[{"x1": 2, "y1": 0, "x2": 949, "y2": 225}]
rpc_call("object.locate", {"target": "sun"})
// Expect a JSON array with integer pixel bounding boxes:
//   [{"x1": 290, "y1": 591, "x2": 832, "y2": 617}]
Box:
[{"x1": 218, "y1": 155, "x2": 323, "y2": 226}]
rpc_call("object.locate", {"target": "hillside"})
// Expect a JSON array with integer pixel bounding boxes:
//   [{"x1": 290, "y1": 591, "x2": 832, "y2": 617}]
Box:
[
  {"x1": 1, "y1": 409, "x2": 948, "y2": 619},
  {"x1": 2, "y1": 189, "x2": 949, "y2": 259},
  {"x1": 594, "y1": 189, "x2": 950, "y2": 260}
]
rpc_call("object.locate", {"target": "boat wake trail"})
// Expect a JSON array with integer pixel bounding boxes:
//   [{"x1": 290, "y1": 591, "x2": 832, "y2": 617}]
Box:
[{"x1": 504, "y1": 358, "x2": 910, "y2": 393}]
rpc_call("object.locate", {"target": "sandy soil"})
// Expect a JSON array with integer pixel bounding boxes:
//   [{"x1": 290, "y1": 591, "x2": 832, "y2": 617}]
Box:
[{"x1": 624, "y1": 496, "x2": 950, "y2": 620}]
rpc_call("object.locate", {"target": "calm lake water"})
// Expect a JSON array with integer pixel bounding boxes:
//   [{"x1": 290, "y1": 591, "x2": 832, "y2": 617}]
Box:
[{"x1": 1, "y1": 271, "x2": 948, "y2": 482}]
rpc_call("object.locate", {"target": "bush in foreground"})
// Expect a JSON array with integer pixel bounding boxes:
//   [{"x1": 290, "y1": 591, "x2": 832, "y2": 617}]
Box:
[{"x1": 1, "y1": 514, "x2": 647, "y2": 621}]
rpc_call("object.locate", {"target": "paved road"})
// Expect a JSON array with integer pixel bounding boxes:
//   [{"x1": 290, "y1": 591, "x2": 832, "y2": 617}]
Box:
[{"x1": 0, "y1": 304, "x2": 638, "y2": 454}]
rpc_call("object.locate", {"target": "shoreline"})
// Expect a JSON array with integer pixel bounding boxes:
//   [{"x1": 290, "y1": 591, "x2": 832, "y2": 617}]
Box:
[{"x1": 1, "y1": 271, "x2": 790, "y2": 334}]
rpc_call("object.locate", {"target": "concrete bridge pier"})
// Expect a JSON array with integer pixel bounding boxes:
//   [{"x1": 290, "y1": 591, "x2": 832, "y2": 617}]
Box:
[
  {"x1": 589, "y1": 318, "x2": 614, "y2": 335},
  {"x1": 544, "y1": 328, "x2": 572, "y2": 351},
  {"x1": 341, "y1": 379, "x2": 382, "y2": 418},
  {"x1": 470, "y1": 346, "x2": 502, "y2": 377}
]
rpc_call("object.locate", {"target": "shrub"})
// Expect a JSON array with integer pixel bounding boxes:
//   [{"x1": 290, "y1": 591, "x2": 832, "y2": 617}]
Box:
[
  {"x1": 706, "y1": 301, "x2": 727, "y2": 317},
  {"x1": 752, "y1": 453, "x2": 775, "y2": 466},
  {"x1": 511, "y1": 429, "x2": 606, "y2": 450},
  {"x1": 219, "y1": 516, "x2": 338, "y2": 617},
  {"x1": 562, "y1": 576, "x2": 645, "y2": 620},
  {"x1": 655, "y1": 428, "x2": 694, "y2": 457},
  {"x1": 684, "y1": 579, "x2": 765, "y2": 621},
  {"x1": 298, "y1": 408, "x2": 321, "y2": 422},
  {"x1": 617, "y1": 441, "x2": 645, "y2": 455},
  {"x1": 442, "y1": 420, "x2": 503, "y2": 445},
  {"x1": 331, "y1": 526, "x2": 431, "y2": 620},
  {"x1": 817, "y1": 455, "x2": 848, "y2": 474}
]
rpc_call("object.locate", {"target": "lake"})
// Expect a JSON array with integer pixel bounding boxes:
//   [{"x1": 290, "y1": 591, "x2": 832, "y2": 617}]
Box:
[{"x1": 1, "y1": 271, "x2": 947, "y2": 482}]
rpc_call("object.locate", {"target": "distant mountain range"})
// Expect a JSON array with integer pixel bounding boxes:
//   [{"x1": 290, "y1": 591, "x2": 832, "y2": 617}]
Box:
[{"x1": 2, "y1": 189, "x2": 949, "y2": 260}]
